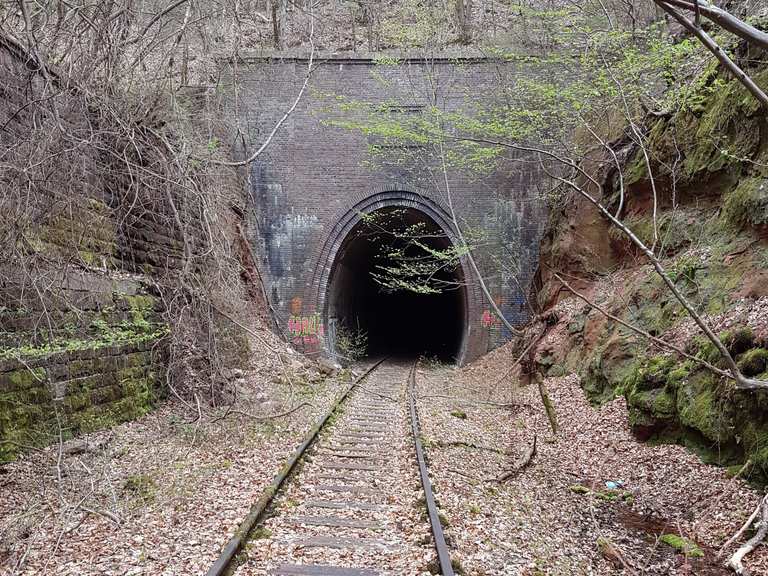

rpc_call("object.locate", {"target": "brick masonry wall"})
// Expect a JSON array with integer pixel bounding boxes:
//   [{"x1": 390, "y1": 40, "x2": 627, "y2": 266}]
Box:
[
  {"x1": 0, "y1": 339, "x2": 161, "y2": 459},
  {"x1": 221, "y1": 52, "x2": 548, "y2": 363},
  {"x1": 0, "y1": 32, "x2": 260, "y2": 462},
  {"x1": 0, "y1": 36, "x2": 178, "y2": 461},
  {"x1": 0, "y1": 267, "x2": 168, "y2": 461}
]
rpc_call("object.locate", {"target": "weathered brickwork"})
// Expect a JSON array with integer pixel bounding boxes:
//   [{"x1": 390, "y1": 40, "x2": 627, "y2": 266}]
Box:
[
  {"x1": 0, "y1": 36, "x2": 174, "y2": 460},
  {"x1": 0, "y1": 267, "x2": 168, "y2": 461},
  {"x1": 0, "y1": 339, "x2": 161, "y2": 461},
  {"x1": 222, "y1": 52, "x2": 547, "y2": 363}
]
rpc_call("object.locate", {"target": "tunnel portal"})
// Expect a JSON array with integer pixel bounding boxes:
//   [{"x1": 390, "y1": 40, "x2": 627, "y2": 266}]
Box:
[
  {"x1": 238, "y1": 55, "x2": 547, "y2": 364},
  {"x1": 326, "y1": 207, "x2": 467, "y2": 363}
]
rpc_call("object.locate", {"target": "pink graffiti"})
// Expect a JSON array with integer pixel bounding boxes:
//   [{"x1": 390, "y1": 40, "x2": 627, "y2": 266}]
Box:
[
  {"x1": 288, "y1": 314, "x2": 324, "y2": 339},
  {"x1": 481, "y1": 310, "x2": 497, "y2": 327}
]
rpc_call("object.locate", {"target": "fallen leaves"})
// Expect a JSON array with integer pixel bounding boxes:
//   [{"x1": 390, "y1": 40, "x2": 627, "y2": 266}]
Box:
[
  {"x1": 415, "y1": 361, "x2": 767, "y2": 575},
  {"x1": 0, "y1": 337, "x2": 349, "y2": 576}
]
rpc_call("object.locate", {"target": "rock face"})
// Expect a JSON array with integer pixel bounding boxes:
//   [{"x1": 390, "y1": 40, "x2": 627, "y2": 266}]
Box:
[{"x1": 536, "y1": 46, "x2": 768, "y2": 483}]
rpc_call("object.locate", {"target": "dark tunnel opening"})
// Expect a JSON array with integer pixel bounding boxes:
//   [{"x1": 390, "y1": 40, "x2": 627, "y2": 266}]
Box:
[{"x1": 326, "y1": 207, "x2": 467, "y2": 363}]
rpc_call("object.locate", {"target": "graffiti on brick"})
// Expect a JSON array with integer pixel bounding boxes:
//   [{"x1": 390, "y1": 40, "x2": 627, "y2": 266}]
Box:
[
  {"x1": 288, "y1": 313, "x2": 324, "y2": 345},
  {"x1": 481, "y1": 309, "x2": 499, "y2": 327}
]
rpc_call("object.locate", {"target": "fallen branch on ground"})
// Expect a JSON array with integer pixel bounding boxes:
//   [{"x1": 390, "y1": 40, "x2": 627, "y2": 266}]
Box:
[
  {"x1": 418, "y1": 394, "x2": 526, "y2": 409},
  {"x1": 356, "y1": 384, "x2": 397, "y2": 402},
  {"x1": 598, "y1": 536, "x2": 636, "y2": 574},
  {"x1": 497, "y1": 434, "x2": 537, "y2": 482},
  {"x1": 78, "y1": 505, "x2": 121, "y2": 525},
  {"x1": 449, "y1": 468, "x2": 483, "y2": 481},
  {"x1": 435, "y1": 440, "x2": 509, "y2": 455},
  {"x1": 211, "y1": 402, "x2": 313, "y2": 423},
  {"x1": 536, "y1": 374, "x2": 558, "y2": 436},
  {"x1": 726, "y1": 494, "x2": 768, "y2": 575}
]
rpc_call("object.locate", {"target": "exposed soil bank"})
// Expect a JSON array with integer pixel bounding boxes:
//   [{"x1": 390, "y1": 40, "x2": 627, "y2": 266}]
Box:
[{"x1": 535, "y1": 49, "x2": 768, "y2": 485}]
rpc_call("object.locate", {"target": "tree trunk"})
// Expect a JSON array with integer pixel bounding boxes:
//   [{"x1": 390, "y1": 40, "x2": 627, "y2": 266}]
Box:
[
  {"x1": 455, "y1": 0, "x2": 473, "y2": 44},
  {"x1": 271, "y1": 0, "x2": 286, "y2": 49}
]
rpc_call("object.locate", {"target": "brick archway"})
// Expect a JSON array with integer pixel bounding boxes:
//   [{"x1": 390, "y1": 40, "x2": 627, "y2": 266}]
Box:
[{"x1": 304, "y1": 188, "x2": 483, "y2": 364}]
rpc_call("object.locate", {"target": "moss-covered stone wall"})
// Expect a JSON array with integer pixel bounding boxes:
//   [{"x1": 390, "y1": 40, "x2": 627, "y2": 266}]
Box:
[
  {"x1": 0, "y1": 276, "x2": 168, "y2": 463},
  {"x1": 0, "y1": 200, "x2": 174, "y2": 464},
  {"x1": 0, "y1": 39, "x2": 178, "y2": 463},
  {"x1": 0, "y1": 339, "x2": 162, "y2": 462}
]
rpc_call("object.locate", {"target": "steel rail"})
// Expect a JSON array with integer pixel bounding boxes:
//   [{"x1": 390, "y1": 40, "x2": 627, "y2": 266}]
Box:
[
  {"x1": 206, "y1": 357, "x2": 387, "y2": 576},
  {"x1": 408, "y1": 361, "x2": 455, "y2": 576}
]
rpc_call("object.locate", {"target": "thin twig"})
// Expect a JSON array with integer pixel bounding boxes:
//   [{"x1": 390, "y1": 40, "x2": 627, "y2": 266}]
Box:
[
  {"x1": 212, "y1": 401, "x2": 314, "y2": 423},
  {"x1": 551, "y1": 270, "x2": 731, "y2": 378},
  {"x1": 206, "y1": 8, "x2": 316, "y2": 167}
]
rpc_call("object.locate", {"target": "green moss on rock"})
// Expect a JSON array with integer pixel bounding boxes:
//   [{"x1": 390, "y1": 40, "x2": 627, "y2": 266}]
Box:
[
  {"x1": 680, "y1": 72, "x2": 762, "y2": 182},
  {"x1": 690, "y1": 327, "x2": 754, "y2": 368},
  {"x1": 723, "y1": 177, "x2": 768, "y2": 229},
  {"x1": 623, "y1": 148, "x2": 652, "y2": 187},
  {"x1": 5, "y1": 368, "x2": 46, "y2": 391},
  {"x1": 625, "y1": 355, "x2": 676, "y2": 392},
  {"x1": 547, "y1": 363, "x2": 566, "y2": 377},
  {"x1": 617, "y1": 210, "x2": 708, "y2": 257},
  {"x1": 677, "y1": 371, "x2": 733, "y2": 445},
  {"x1": 722, "y1": 327, "x2": 755, "y2": 355},
  {"x1": 737, "y1": 348, "x2": 768, "y2": 377},
  {"x1": 659, "y1": 534, "x2": 704, "y2": 558},
  {"x1": 754, "y1": 445, "x2": 768, "y2": 480},
  {"x1": 1, "y1": 343, "x2": 161, "y2": 463},
  {"x1": 566, "y1": 59, "x2": 768, "y2": 485},
  {"x1": 580, "y1": 335, "x2": 637, "y2": 404}
]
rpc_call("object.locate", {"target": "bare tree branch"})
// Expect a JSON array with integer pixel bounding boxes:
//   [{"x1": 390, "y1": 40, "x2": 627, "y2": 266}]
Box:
[
  {"x1": 654, "y1": 0, "x2": 768, "y2": 110},
  {"x1": 726, "y1": 495, "x2": 768, "y2": 575},
  {"x1": 438, "y1": 141, "x2": 524, "y2": 337},
  {"x1": 449, "y1": 134, "x2": 768, "y2": 390},
  {"x1": 659, "y1": 0, "x2": 768, "y2": 50},
  {"x1": 551, "y1": 270, "x2": 732, "y2": 379},
  {"x1": 207, "y1": 8, "x2": 315, "y2": 167}
]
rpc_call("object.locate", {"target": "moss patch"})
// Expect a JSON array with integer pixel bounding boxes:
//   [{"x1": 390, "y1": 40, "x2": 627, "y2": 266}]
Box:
[
  {"x1": 580, "y1": 334, "x2": 637, "y2": 404},
  {"x1": 659, "y1": 534, "x2": 704, "y2": 558},
  {"x1": 737, "y1": 348, "x2": 768, "y2": 377},
  {"x1": 676, "y1": 372, "x2": 733, "y2": 445},
  {"x1": 561, "y1": 59, "x2": 768, "y2": 486},
  {"x1": 612, "y1": 345, "x2": 755, "y2": 467},
  {"x1": 680, "y1": 72, "x2": 762, "y2": 183},
  {"x1": 723, "y1": 177, "x2": 768, "y2": 229},
  {"x1": 123, "y1": 473, "x2": 156, "y2": 502}
]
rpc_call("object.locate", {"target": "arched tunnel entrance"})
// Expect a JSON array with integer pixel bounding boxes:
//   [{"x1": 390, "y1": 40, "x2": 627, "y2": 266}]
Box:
[{"x1": 326, "y1": 207, "x2": 467, "y2": 363}]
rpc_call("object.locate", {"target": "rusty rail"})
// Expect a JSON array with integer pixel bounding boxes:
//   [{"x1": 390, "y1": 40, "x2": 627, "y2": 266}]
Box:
[
  {"x1": 408, "y1": 361, "x2": 455, "y2": 576},
  {"x1": 206, "y1": 357, "x2": 387, "y2": 576}
]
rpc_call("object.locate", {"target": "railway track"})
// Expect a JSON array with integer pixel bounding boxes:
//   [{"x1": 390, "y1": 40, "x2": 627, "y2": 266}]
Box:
[{"x1": 206, "y1": 358, "x2": 454, "y2": 576}]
